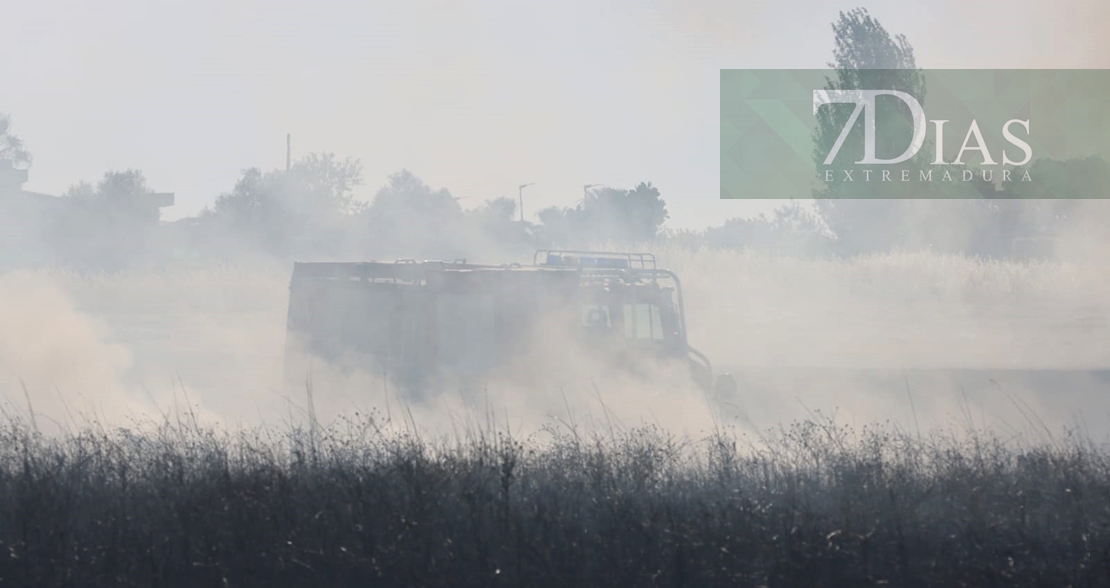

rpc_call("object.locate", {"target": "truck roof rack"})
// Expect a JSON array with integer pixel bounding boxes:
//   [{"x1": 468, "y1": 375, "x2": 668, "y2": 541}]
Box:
[
  {"x1": 534, "y1": 250, "x2": 657, "y2": 270},
  {"x1": 291, "y1": 259, "x2": 574, "y2": 285}
]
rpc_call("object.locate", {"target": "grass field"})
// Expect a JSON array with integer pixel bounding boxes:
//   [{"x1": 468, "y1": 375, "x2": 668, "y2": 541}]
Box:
[
  {"x1": 0, "y1": 411, "x2": 1107, "y2": 586},
  {"x1": 2, "y1": 249, "x2": 1109, "y2": 585}
]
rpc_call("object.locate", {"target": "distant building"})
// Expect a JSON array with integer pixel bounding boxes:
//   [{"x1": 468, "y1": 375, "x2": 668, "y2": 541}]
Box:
[
  {"x1": 0, "y1": 160, "x2": 175, "y2": 268},
  {"x1": 0, "y1": 160, "x2": 27, "y2": 193}
]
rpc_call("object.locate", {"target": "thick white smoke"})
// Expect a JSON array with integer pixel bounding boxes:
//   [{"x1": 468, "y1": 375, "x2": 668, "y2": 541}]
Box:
[{"x1": 2, "y1": 244, "x2": 1108, "y2": 442}]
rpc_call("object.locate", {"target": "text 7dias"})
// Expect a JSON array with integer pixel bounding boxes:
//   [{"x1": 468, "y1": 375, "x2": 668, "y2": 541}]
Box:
[{"x1": 814, "y1": 90, "x2": 1032, "y2": 167}]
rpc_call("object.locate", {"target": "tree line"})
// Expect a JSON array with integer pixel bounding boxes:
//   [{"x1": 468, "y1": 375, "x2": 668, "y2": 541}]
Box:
[{"x1": 1, "y1": 7, "x2": 1105, "y2": 271}]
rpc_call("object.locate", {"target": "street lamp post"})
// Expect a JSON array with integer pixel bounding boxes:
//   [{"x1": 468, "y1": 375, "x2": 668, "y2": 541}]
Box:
[{"x1": 518, "y1": 183, "x2": 535, "y2": 223}]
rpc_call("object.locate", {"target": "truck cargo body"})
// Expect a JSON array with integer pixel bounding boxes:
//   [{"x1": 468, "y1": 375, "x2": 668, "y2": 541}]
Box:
[
  {"x1": 283, "y1": 261, "x2": 581, "y2": 393},
  {"x1": 283, "y1": 252, "x2": 721, "y2": 398}
]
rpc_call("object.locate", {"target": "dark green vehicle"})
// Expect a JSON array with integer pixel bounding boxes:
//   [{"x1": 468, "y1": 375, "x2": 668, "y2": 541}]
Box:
[{"x1": 283, "y1": 250, "x2": 735, "y2": 400}]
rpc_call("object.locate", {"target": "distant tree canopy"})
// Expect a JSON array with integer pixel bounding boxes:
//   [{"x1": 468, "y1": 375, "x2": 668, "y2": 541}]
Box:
[
  {"x1": 205, "y1": 153, "x2": 365, "y2": 257},
  {"x1": 0, "y1": 114, "x2": 31, "y2": 171},
  {"x1": 668, "y1": 201, "x2": 833, "y2": 255},
  {"x1": 467, "y1": 197, "x2": 517, "y2": 226},
  {"x1": 464, "y1": 197, "x2": 535, "y2": 255},
  {"x1": 53, "y1": 170, "x2": 166, "y2": 269},
  {"x1": 8, "y1": 3, "x2": 1107, "y2": 269},
  {"x1": 538, "y1": 182, "x2": 669, "y2": 247},
  {"x1": 1004, "y1": 156, "x2": 1110, "y2": 201},
  {"x1": 361, "y1": 169, "x2": 466, "y2": 258},
  {"x1": 811, "y1": 8, "x2": 933, "y2": 255},
  {"x1": 195, "y1": 162, "x2": 537, "y2": 262},
  {"x1": 719, "y1": 202, "x2": 831, "y2": 252},
  {"x1": 967, "y1": 156, "x2": 1110, "y2": 256},
  {"x1": 65, "y1": 170, "x2": 162, "y2": 224},
  {"x1": 365, "y1": 169, "x2": 462, "y2": 232},
  {"x1": 808, "y1": 8, "x2": 1110, "y2": 259}
]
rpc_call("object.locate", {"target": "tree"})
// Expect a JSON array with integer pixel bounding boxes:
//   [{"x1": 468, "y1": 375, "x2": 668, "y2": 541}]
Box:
[
  {"x1": 816, "y1": 7, "x2": 927, "y2": 182},
  {"x1": 537, "y1": 182, "x2": 669, "y2": 247},
  {"x1": 465, "y1": 197, "x2": 534, "y2": 254},
  {"x1": 283, "y1": 152, "x2": 365, "y2": 217},
  {"x1": 362, "y1": 170, "x2": 466, "y2": 258},
  {"x1": 812, "y1": 8, "x2": 974, "y2": 255},
  {"x1": 806, "y1": 8, "x2": 1102, "y2": 259},
  {"x1": 615, "y1": 182, "x2": 669, "y2": 243},
  {"x1": 469, "y1": 197, "x2": 518, "y2": 224},
  {"x1": 689, "y1": 201, "x2": 833, "y2": 255},
  {"x1": 206, "y1": 153, "x2": 365, "y2": 257},
  {"x1": 0, "y1": 114, "x2": 31, "y2": 171},
  {"x1": 976, "y1": 156, "x2": 1110, "y2": 258},
  {"x1": 66, "y1": 170, "x2": 162, "y2": 224},
  {"x1": 54, "y1": 170, "x2": 166, "y2": 269}
]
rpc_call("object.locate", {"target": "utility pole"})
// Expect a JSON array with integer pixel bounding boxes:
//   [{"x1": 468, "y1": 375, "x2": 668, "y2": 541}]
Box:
[
  {"x1": 583, "y1": 184, "x2": 601, "y2": 206},
  {"x1": 518, "y1": 183, "x2": 535, "y2": 222},
  {"x1": 286, "y1": 134, "x2": 291, "y2": 171}
]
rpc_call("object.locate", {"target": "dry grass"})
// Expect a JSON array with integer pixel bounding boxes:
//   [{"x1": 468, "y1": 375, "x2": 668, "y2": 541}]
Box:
[
  {"x1": 3, "y1": 250, "x2": 1109, "y2": 585},
  {"x1": 0, "y1": 408, "x2": 1107, "y2": 587}
]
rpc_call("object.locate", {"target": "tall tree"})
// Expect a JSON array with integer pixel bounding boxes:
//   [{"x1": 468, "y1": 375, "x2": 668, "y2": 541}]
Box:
[
  {"x1": 66, "y1": 170, "x2": 162, "y2": 224},
  {"x1": 812, "y1": 8, "x2": 967, "y2": 255},
  {"x1": 815, "y1": 8, "x2": 931, "y2": 194}
]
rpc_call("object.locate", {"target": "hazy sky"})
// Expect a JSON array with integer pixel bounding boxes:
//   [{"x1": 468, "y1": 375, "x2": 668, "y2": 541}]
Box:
[{"x1": 4, "y1": 0, "x2": 1106, "y2": 229}]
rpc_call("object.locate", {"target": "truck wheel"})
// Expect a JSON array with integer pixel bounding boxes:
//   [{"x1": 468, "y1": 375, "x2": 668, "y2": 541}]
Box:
[
  {"x1": 714, "y1": 373, "x2": 737, "y2": 398},
  {"x1": 690, "y1": 362, "x2": 712, "y2": 392}
]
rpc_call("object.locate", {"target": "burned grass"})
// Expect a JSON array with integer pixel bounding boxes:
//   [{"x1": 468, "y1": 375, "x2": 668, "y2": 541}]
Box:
[{"x1": 0, "y1": 408, "x2": 1107, "y2": 587}]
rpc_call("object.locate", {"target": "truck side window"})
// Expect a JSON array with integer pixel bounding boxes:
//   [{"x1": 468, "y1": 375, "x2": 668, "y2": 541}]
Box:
[{"x1": 623, "y1": 303, "x2": 664, "y2": 340}]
